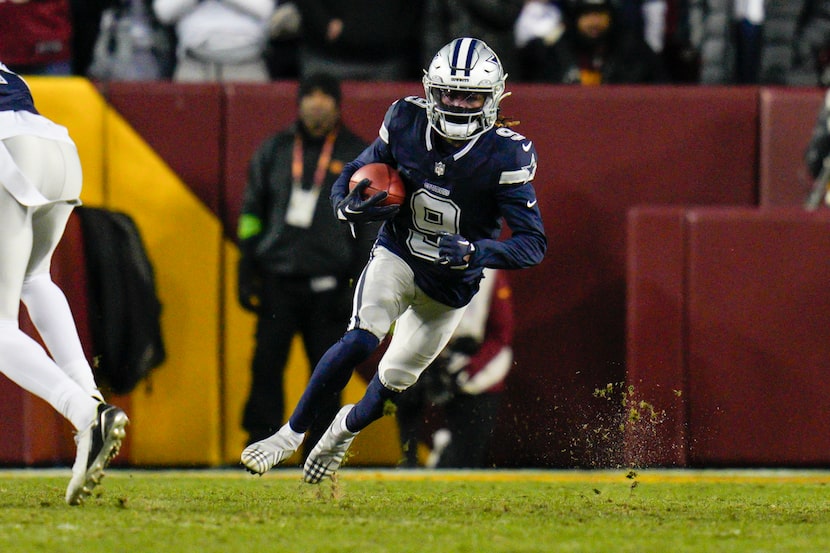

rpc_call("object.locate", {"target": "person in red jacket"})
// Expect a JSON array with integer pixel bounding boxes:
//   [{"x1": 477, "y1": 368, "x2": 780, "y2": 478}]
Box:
[
  {"x1": 396, "y1": 268, "x2": 515, "y2": 468},
  {"x1": 0, "y1": 0, "x2": 73, "y2": 75}
]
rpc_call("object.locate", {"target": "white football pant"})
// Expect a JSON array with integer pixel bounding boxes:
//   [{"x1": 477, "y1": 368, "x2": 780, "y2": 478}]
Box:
[
  {"x1": 349, "y1": 245, "x2": 467, "y2": 392},
  {"x1": 0, "y1": 135, "x2": 99, "y2": 430}
]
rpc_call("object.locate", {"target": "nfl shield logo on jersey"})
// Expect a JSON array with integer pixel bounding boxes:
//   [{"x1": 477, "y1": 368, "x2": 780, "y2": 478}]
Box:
[{"x1": 434, "y1": 161, "x2": 445, "y2": 176}]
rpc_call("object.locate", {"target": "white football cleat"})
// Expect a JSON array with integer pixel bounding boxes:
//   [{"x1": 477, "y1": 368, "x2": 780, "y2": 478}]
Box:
[
  {"x1": 66, "y1": 403, "x2": 129, "y2": 506},
  {"x1": 241, "y1": 425, "x2": 303, "y2": 475},
  {"x1": 303, "y1": 405, "x2": 358, "y2": 484}
]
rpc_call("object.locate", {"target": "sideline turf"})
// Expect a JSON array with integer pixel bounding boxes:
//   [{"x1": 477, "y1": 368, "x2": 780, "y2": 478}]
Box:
[{"x1": 0, "y1": 469, "x2": 828, "y2": 553}]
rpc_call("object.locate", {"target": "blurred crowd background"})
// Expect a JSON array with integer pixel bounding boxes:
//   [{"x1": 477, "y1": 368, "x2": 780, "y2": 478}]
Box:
[{"x1": 3, "y1": 0, "x2": 830, "y2": 87}]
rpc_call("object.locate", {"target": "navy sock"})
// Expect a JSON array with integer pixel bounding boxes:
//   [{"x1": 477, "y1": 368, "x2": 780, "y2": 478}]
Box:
[
  {"x1": 289, "y1": 329, "x2": 379, "y2": 432},
  {"x1": 345, "y1": 373, "x2": 400, "y2": 433}
]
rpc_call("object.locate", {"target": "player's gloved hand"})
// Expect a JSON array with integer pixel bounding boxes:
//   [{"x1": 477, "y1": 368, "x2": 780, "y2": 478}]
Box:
[
  {"x1": 237, "y1": 255, "x2": 263, "y2": 313},
  {"x1": 335, "y1": 179, "x2": 400, "y2": 224},
  {"x1": 434, "y1": 231, "x2": 476, "y2": 269}
]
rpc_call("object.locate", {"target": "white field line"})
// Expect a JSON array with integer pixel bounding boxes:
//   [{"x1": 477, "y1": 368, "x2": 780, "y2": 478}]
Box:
[{"x1": 1, "y1": 467, "x2": 829, "y2": 484}]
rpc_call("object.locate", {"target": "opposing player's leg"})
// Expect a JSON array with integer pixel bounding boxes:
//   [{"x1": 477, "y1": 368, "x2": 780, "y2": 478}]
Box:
[
  {"x1": 0, "y1": 137, "x2": 126, "y2": 504},
  {"x1": 0, "y1": 164, "x2": 88, "y2": 423},
  {"x1": 25, "y1": 213, "x2": 103, "y2": 400},
  {"x1": 303, "y1": 287, "x2": 466, "y2": 483}
]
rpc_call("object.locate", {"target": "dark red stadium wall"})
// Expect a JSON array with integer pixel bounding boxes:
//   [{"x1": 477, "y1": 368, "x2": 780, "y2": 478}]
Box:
[
  {"x1": 11, "y1": 84, "x2": 822, "y2": 468},
  {"x1": 10, "y1": 84, "x2": 811, "y2": 468},
  {"x1": 626, "y1": 207, "x2": 830, "y2": 467},
  {"x1": 758, "y1": 88, "x2": 824, "y2": 206},
  {"x1": 488, "y1": 86, "x2": 758, "y2": 466},
  {"x1": 102, "y1": 82, "x2": 224, "y2": 214},
  {"x1": 625, "y1": 207, "x2": 689, "y2": 467},
  {"x1": 84, "y1": 84, "x2": 768, "y2": 468},
  {"x1": 220, "y1": 85, "x2": 759, "y2": 467}
]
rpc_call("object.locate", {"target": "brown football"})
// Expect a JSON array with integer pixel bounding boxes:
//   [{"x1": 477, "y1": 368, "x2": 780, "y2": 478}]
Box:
[{"x1": 348, "y1": 163, "x2": 406, "y2": 206}]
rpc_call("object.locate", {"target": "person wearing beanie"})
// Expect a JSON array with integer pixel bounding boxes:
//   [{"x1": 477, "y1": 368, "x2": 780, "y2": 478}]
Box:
[{"x1": 236, "y1": 73, "x2": 378, "y2": 454}]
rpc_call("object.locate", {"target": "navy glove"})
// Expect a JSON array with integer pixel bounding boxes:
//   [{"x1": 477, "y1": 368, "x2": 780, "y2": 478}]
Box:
[
  {"x1": 434, "y1": 231, "x2": 475, "y2": 269},
  {"x1": 336, "y1": 178, "x2": 400, "y2": 224}
]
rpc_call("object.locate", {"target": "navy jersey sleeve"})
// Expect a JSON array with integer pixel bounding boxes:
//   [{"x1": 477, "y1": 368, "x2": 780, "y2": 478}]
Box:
[{"x1": 470, "y1": 136, "x2": 547, "y2": 270}]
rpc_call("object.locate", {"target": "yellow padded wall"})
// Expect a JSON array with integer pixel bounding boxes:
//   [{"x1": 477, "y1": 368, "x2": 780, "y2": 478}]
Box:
[
  {"x1": 28, "y1": 78, "x2": 222, "y2": 466},
  {"x1": 222, "y1": 243, "x2": 402, "y2": 466},
  {"x1": 104, "y1": 108, "x2": 223, "y2": 466}
]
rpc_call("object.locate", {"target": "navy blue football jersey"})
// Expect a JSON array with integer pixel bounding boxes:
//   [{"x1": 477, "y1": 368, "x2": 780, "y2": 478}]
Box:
[
  {"x1": 0, "y1": 63, "x2": 38, "y2": 114},
  {"x1": 331, "y1": 97, "x2": 547, "y2": 307}
]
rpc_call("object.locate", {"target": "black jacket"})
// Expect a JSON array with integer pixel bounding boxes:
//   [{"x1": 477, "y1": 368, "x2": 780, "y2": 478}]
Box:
[
  {"x1": 522, "y1": 14, "x2": 667, "y2": 84},
  {"x1": 238, "y1": 122, "x2": 376, "y2": 280},
  {"x1": 76, "y1": 206, "x2": 165, "y2": 394}
]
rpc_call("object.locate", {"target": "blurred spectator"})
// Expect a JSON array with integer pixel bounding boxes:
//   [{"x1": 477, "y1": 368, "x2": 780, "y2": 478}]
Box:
[
  {"x1": 691, "y1": 0, "x2": 754, "y2": 84},
  {"x1": 87, "y1": 0, "x2": 176, "y2": 81},
  {"x1": 153, "y1": 0, "x2": 275, "y2": 82},
  {"x1": 755, "y1": 2, "x2": 801, "y2": 85},
  {"x1": 692, "y1": 1, "x2": 804, "y2": 85},
  {"x1": 661, "y1": 0, "x2": 702, "y2": 82},
  {"x1": 618, "y1": 0, "x2": 701, "y2": 83},
  {"x1": 264, "y1": 1, "x2": 301, "y2": 79},
  {"x1": 618, "y1": 0, "x2": 667, "y2": 53},
  {"x1": 422, "y1": 0, "x2": 524, "y2": 81},
  {"x1": 521, "y1": 0, "x2": 667, "y2": 84},
  {"x1": 295, "y1": 0, "x2": 422, "y2": 81},
  {"x1": 0, "y1": 0, "x2": 73, "y2": 75},
  {"x1": 70, "y1": 0, "x2": 107, "y2": 76},
  {"x1": 396, "y1": 269, "x2": 515, "y2": 469},
  {"x1": 790, "y1": 0, "x2": 830, "y2": 86},
  {"x1": 515, "y1": 1, "x2": 565, "y2": 57}
]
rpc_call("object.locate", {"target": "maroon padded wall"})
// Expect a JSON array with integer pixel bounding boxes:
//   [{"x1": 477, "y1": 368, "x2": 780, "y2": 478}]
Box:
[
  {"x1": 488, "y1": 86, "x2": 758, "y2": 466},
  {"x1": 685, "y1": 207, "x2": 830, "y2": 465},
  {"x1": 758, "y1": 88, "x2": 824, "y2": 206},
  {"x1": 219, "y1": 84, "x2": 760, "y2": 467},
  {"x1": 626, "y1": 207, "x2": 830, "y2": 467},
  {"x1": 222, "y1": 82, "x2": 297, "y2": 236},
  {"x1": 624, "y1": 207, "x2": 688, "y2": 467},
  {"x1": 109, "y1": 84, "x2": 761, "y2": 467},
  {"x1": 102, "y1": 82, "x2": 224, "y2": 216}
]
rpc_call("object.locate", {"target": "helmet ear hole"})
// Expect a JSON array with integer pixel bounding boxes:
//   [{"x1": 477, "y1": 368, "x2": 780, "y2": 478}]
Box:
[{"x1": 423, "y1": 37, "x2": 506, "y2": 141}]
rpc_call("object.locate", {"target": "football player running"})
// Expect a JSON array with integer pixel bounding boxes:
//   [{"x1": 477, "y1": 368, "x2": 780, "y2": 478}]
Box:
[
  {"x1": 241, "y1": 37, "x2": 546, "y2": 482},
  {"x1": 0, "y1": 63, "x2": 129, "y2": 504}
]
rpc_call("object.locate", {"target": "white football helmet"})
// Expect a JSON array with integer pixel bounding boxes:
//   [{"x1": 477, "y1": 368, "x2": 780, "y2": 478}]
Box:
[{"x1": 423, "y1": 37, "x2": 507, "y2": 141}]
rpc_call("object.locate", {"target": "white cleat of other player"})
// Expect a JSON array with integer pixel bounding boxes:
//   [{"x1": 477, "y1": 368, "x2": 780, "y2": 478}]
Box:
[
  {"x1": 241, "y1": 425, "x2": 303, "y2": 475},
  {"x1": 66, "y1": 403, "x2": 129, "y2": 506},
  {"x1": 303, "y1": 405, "x2": 358, "y2": 484}
]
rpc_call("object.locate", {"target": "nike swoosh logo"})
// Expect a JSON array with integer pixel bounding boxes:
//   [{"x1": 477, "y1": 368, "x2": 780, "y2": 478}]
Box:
[
  {"x1": 526, "y1": 199, "x2": 538, "y2": 208},
  {"x1": 522, "y1": 142, "x2": 533, "y2": 152},
  {"x1": 344, "y1": 206, "x2": 361, "y2": 214}
]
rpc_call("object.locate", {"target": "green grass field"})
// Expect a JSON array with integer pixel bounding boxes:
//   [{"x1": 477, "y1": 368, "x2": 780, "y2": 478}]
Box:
[{"x1": 1, "y1": 468, "x2": 829, "y2": 553}]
